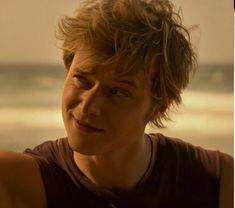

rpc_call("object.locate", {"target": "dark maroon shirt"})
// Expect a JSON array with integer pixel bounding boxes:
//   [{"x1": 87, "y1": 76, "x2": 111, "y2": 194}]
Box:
[{"x1": 24, "y1": 133, "x2": 221, "y2": 208}]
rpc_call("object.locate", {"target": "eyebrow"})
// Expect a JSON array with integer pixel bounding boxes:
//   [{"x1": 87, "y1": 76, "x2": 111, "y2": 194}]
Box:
[
  {"x1": 74, "y1": 67, "x2": 94, "y2": 74},
  {"x1": 75, "y1": 67, "x2": 139, "y2": 89}
]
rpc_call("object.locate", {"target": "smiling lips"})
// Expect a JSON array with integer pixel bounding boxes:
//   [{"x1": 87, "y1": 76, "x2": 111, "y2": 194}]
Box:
[{"x1": 73, "y1": 117, "x2": 104, "y2": 133}]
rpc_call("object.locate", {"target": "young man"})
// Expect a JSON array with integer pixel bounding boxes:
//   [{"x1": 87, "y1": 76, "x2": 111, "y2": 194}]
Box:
[{"x1": 0, "y1": 0, "x2": 233, "y2": 207}]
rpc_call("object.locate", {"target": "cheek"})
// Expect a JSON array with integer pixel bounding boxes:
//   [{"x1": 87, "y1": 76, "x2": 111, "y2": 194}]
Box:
[
  {"x1": 109, "y1": 100, "x2": 151, "y2": 129},
  {"x1": 132, "y1": 99, "x2": 153, "y2": 126}
]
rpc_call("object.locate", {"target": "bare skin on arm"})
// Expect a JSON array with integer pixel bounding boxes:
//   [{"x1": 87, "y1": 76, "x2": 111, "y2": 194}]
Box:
[{"x1": 0, "y1": 151, "x2": 46, "y2": 208}]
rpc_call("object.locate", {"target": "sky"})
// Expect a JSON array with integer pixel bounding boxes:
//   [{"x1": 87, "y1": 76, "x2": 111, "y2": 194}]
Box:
[{"x1": 0, "y1": 0, "x2": 233, "y2": 65}]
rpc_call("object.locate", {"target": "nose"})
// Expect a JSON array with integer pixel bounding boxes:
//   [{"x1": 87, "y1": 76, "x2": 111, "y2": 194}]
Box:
[{"x1": 79, "y1": 86, "x2": 103, "y2": 116}]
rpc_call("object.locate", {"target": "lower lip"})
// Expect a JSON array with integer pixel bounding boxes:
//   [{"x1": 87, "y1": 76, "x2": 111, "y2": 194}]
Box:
[{"x1": 73, "y1": 119, "x2": 103, "y2": 133}]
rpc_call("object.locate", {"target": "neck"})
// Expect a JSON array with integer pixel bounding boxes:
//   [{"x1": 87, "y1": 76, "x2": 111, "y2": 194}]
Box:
[{"x1": 73, "y1": 134, "x2": 151, "y2": 191}]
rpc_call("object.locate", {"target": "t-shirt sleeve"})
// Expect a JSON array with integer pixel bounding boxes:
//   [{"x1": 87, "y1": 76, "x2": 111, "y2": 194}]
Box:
[{"x1": 23, "y1": 138, "x2": 68, "y2": 163}]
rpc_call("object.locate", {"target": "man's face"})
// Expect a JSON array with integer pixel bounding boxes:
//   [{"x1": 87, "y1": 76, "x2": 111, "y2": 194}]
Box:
[{"x1": 62, "y1": 50, "x2": 154, "y2": 155}]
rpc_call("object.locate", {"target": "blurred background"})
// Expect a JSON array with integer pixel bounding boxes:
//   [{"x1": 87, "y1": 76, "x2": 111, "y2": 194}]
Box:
[{"x1": 0, "y1": 0, "x2": 233, "y2": 155}]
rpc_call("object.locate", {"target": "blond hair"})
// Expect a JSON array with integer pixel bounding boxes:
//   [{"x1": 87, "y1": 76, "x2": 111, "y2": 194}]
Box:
[{"x1": 56, "y1": 0, "x2": 197, "y2": 128}]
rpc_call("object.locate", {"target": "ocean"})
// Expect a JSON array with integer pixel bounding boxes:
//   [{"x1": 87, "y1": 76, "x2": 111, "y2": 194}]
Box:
[{"x1": 0, "y1": 64, "x2": 233, "y2": 155}]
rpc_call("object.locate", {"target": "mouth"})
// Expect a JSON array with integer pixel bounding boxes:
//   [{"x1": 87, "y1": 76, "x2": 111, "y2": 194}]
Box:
[{"x1": 73, "y1": 117, "x2": 104, "y2": 133}]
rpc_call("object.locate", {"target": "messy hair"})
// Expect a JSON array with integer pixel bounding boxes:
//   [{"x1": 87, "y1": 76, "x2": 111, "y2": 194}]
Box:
[{"x1": 56, "y1": 0, "x2": 197, "y2": 128}]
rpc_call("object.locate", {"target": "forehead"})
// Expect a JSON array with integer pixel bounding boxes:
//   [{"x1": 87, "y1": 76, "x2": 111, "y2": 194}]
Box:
[{"x1": 71, "y1": 50, "x2": 151, "y2": 84}]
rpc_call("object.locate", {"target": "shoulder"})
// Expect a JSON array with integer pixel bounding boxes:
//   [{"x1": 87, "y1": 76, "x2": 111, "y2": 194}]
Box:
[
  {"x1": 24, "y1": 137, "x2": 68, "y2": 157},
  {"x1": 24, "y1": 137, "x2": 69, "y2": 162},
  {"x1": 151, "y1": 132, "x2": 233, "y2": 182},
  {"x1": 0, "y1": 150, "x2": 46, "y2": 208},
  {"x1": 23, "y1": 138, "x2": 77, "y2": 207},
  {"x1": 149, "y1": 133, "x2": 233, "y2": 207},
  {"x1": 151, "y1": 133, "x2": 221, "y2": 173},
  {"x1": 150, "y1": 133, "x2": 222, "y2": 187},
  {"x1": 219, "y1": 152, "x2": 233, "y2": 208}
]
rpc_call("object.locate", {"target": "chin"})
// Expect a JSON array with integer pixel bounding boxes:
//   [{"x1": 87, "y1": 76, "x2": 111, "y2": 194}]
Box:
[{"x1": 67, "y1": 134, "x2": 104, "y2": 155}]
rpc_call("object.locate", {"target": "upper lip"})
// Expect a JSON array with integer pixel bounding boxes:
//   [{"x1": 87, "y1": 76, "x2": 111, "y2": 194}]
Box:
[{"x1": 74, "y1": 117, "x2": 104, "y2": 131}]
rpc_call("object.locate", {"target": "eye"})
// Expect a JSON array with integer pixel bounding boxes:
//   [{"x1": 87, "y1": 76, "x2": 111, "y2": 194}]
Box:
[
  {"x1": 74, "y1": 74, "x2": 87, "y2": 82},
  {"x1": 73, "y1": 74, "x2": 91, "y2": 88},
  {"x1": 110, "y1": 88, "x2": 131, "y2": 97}
]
